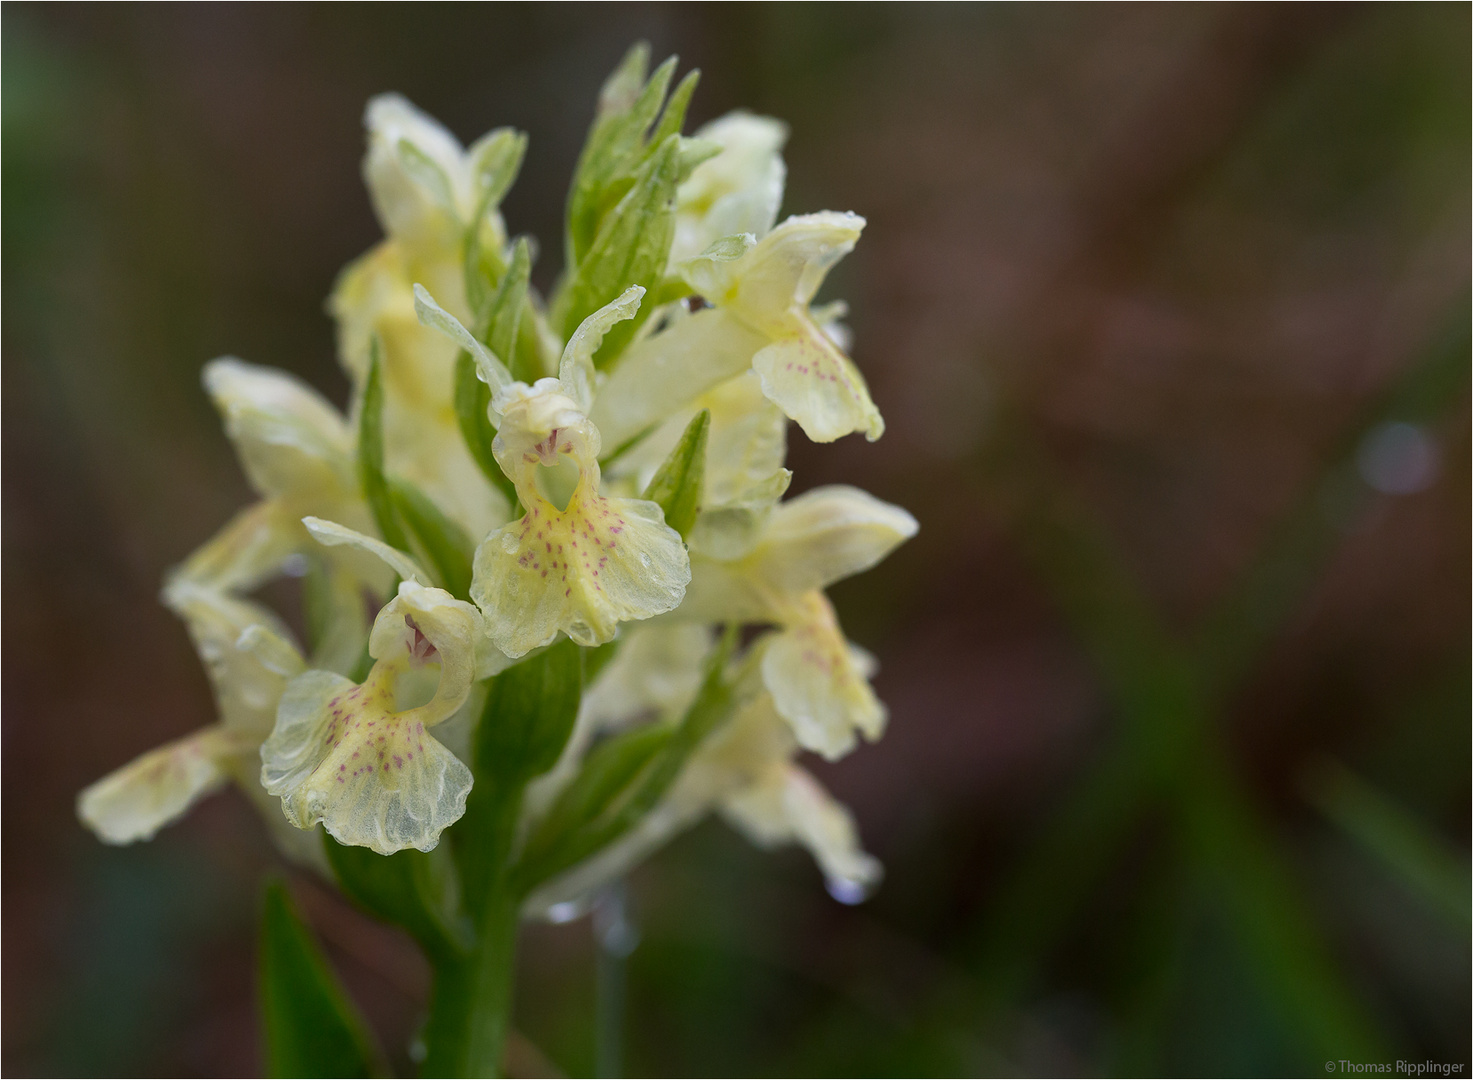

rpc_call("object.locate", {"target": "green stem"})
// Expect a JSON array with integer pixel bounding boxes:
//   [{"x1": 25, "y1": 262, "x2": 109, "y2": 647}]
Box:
[
  {"x1": 423, "y1": 782, "x2": 527, "y2": 1078},
  {"x1": 464, "y1": 888, "x2": 522, "y2": 1077},
  {"x1": 421, "y1": 889, "x2": 520, "y2": 1078}
]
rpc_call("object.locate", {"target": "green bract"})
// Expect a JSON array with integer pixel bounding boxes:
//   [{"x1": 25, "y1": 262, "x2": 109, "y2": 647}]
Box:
[{"x1": 77, "y1": 43, "x2": 916, "y2": 1078}]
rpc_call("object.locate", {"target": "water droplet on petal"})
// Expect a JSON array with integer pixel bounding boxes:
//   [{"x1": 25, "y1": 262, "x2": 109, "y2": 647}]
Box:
[{"x1": 825, "y1": 876, "x2": 869, "y2": 905}]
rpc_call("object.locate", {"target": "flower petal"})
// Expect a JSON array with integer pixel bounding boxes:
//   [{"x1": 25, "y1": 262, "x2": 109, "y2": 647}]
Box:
[
  {"x1": 261, "y1": 668, "x2": 472, "y2": 855},
  {"x1": 368, "y1": 582, "x2": 481, "y2": 727},
  {"x1": 203, "y1": 358, "x2": 355, "y2": 502},
  {"x1": 671, "y1": 111, "x2": 788, "y2": 264},
  {"x1": 162, "y1": 581, "x2": 303, "y2": 742},
  {"x1": 364, "y1": 93, "x2": 470, "y2": 251},
  {"x1": 725, "y1": 211, "x2": 866, "y2": 319},
  {"x1": 751, "y1": 485, "x2": 917, "y2": 594},
  {"x1": 303, "y1": 516, "x2": 430, "y2": 586},
  {"x1": 558, "y1": 285, "x2": 644, "y2": 413},
  {"x1": 583, "y1": 623, "x2": 714, "y2": 727},
  {"x1": 472, "y1": 493, "x2": 690, "y2": 656},
  {"x1": 589, "y1": 308, "x2": 767, "y2": 449},
  {"x1": 751, "y1": 327, "x2": 884, "y2": 443},
  {"x1": 170, "y1": 500, "x2": 301, "y2": 594},
  {"x1": 760, "y1": 592, "x2": 886, "y2": 760},
  {"x1": 78, "y1": 727, "x2": 240, "y2": 844},
  {"x1": 413, "y1": 283, "x2": 513, "y2": 398},
  {"x1": 720, "y1": 764, "x2": 882, "y2": 898}
]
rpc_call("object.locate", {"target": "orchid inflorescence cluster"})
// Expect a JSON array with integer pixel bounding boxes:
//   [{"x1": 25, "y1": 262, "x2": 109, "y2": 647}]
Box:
[{"x1": 77, "y1": 44, "x2": 916, "y2": 1073}]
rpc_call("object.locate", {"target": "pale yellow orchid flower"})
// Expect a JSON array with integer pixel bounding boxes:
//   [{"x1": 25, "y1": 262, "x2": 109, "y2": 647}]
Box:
[
  {"x1": 78, "y1": 585, "x2": 306, "y2": 846},
  {"x1": 415, "y1": 284, "x2": 690, "y2": 658},
  {"x1": 593, "y1": 212, "x2": 883, "y2": 447},
  {"x1": 171, "y1": 357, "x2": 378, "y2": 599},
  {"x1": 670, "y1": 111, "x2": 788, "y2": 266},
  {"x1": 679, "y1": 484, "x2": 917, "y2": 760},
  {"x1": 259, "y1": 519, "x2": 492, "y2": 855},
  {"x1": 525, "y1": 657, "x2": 882, "y2": 915},
  {"x1": 329, "y1": 94, "x2": 536, "y2": 541}
]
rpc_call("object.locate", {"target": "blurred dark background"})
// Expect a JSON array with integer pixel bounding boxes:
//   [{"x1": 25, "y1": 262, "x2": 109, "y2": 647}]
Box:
[{"x1": 4, "y1": 4, "x2": 1468, "y2": 1076}]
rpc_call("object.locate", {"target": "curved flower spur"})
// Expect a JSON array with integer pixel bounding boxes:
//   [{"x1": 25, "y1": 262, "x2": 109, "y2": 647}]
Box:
[{"x1": 75, "y1": 42, "x2": 917, "y2": 1076}]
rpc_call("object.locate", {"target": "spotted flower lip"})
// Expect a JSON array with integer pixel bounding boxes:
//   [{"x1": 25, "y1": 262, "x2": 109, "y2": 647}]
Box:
[
  {"x1": 260, "y1": 524, "x2": 483, "y2": 855},
  {"x1": 415, "y1": 284, "x2": 692, "y2": 658}
]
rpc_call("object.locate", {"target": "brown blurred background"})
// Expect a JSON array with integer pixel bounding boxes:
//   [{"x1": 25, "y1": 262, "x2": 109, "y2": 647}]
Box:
[{"x1": 3, "y1": 4, "x2": 1468, "y2": 1076}]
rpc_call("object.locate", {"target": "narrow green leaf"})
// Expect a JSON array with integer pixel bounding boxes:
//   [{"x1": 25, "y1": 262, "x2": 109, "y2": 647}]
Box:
[
  {"x1": 517, "y1": 724, "x2": 675, "y2": 874},
  {"x1": 469, "y1": 128, "x2": 528, "y2": 217},
  {"x1": 389, "y1": 478, "x2": 475, "y2": 600},
  {"x1": 324, "y1": 836, "x2": 470, "y2": 964},
  {"x1": 462, "y1": 130, "x2": 528, "y2": 320},
  {"x1": 488, "y1": 237, "x2": 535, "y2": 384},
  {"x1": 453, "y1": 350, "x2": 521, "y2": 516},
  {"x1": 357, "y1": 338, "x2": 410, "y2": 551},
  {"x1": 648, "y1": 69, "x2": 700, "y2": 150},
  {"x1": 566, "y1": 44, "x2": 651, "y2": 264},
  {"x1": 258, "y1": 879, "x2": 385, "y2": 1079},
  {"x1": 617, "y1": 54, "x2": 678, "y2": 166},
  {"x1": 554, "y1": 134, "x2": 682, "y2": 363},
  {"x1": 565, "y1": 49, "x2": 683, "y2": 267},
  {"x1": 676, "y1": 136, "x2": 722, "y2": 184},
  {"x1": 454, "y1": 351, "x2": 499, "y2": 472},
  {"x1": 642, "y1": 408, "x2": 709, "y2": 540},
  {"x1": 513, "y1": 627, "x2": 737, "y2": 892}
]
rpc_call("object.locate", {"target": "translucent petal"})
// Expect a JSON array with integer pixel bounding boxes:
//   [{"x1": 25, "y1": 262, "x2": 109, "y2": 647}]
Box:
[
  {"x1": 558, "y1": 285, "x2": 644, "y2": 413},
  {"x1": 583, "y1": 623, "x2": 714, "y2": 727},
  {"x1": 303, "y1": 516, "x2": 430, "y2": 586},
  {"x1": 333, "y1": 244, "x2": 509, "y2": 540},
  {"x1": 720, "y1": 764, "x2": 882, "y2": 894},
  {"x1": 203, "y1": 358, "x2": 354, "y2": 502},
  {"x1": 589, "y1": 308, "x2": 767, "y2": 449},
  {"x1": 363, "y1": 94, "x2": 470, "y2": 251},
  {"x1": 751, "y1": 485, "x2": 918, "y2": 594},
  {"x1": 170, "y1": 499, "x2": 301, "y2": 595},
  {"x1": 524, "y1": 693, "x2": 793, "y2": 917},
  {"x1": 413, "y1": 283, "x2": 512, "y2": 397},
  {"x1": 671, "y1": 111, "x2": 788, "y2": 264},
  {"x1": 608, "y1": 371, "x2": 787, "y2": 506},
  {"x1": 261, "y1": 667, "x2": 472, "y2": 855},
  {"x1": 726, "y1": 211, "x2": 866, "y2": 318},
  {"x1": 162, "y1": 581, "x2": 302, "y2": 742},
  {"x1": 472, "y1": 492, "x2": 690, "y2": 657},
  {"x1": 751, "y1": 328, "x2": 884, "y2": 443},
  {"x1": 760, "y1": 592, "x2": 886, "y2": 760},
  {"x1": 78, "y1": 727, "x2": 240, "y2": 844}
]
